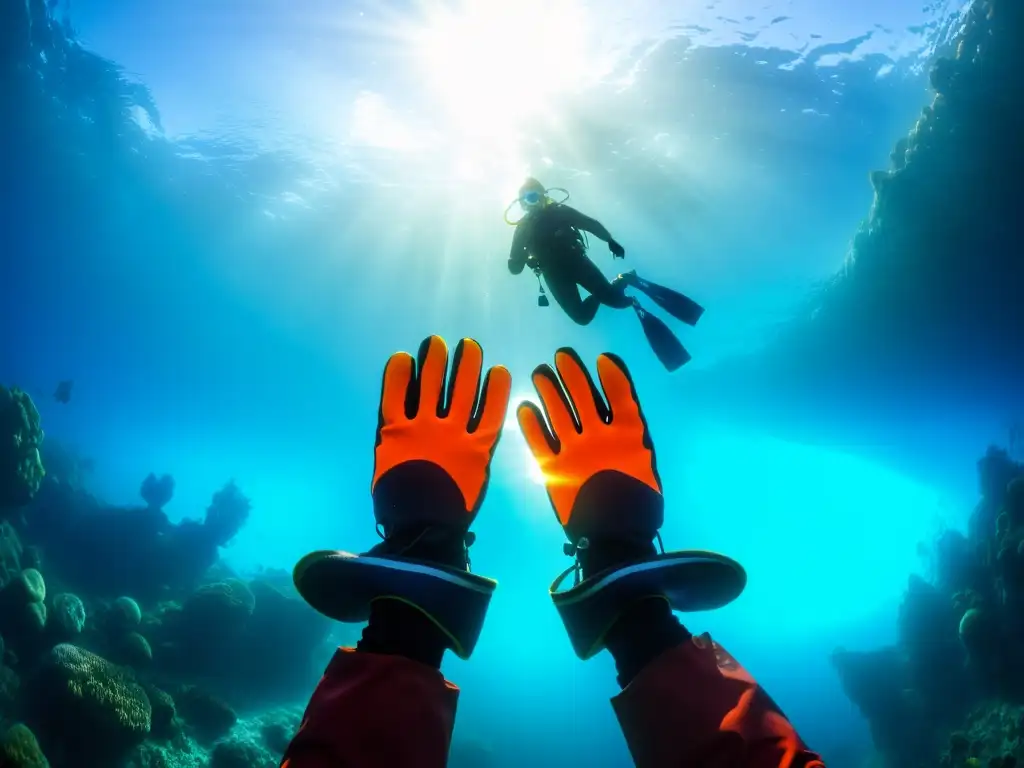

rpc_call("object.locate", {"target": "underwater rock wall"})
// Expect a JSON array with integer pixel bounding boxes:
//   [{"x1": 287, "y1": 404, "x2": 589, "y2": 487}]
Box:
[
  {"x1": 718, "y1": 1, "x2": 1024, "y2": 760},
  {"x1": 828, "y1": 5, "x2": 1024, "y2": 756},
  {"x1": 833, "y1": 446, "x2": 1024, "y2": 766},
  {"x1": 695, "y1": 0, "x2": 1024, "y2": 455},
  {"x1": 808, "y1": 0, "x2": 1024, "y2": 381}
]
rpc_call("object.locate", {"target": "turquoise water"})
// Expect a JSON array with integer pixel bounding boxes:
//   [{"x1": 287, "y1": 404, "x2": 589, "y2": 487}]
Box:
[{"x1": 2, "y1": 0, "x2": 982, "y2": 765}]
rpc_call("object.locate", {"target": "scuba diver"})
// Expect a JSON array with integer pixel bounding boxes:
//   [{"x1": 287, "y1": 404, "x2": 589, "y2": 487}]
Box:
[
  {"x1": 54, "y1": 380, "x2": 73, "y2": 404},
  {"x1": 505, "y1": 177, "x2": 706, "y2": 371},
  {"x1": 284, "y1": 335, "x2": 825, "y2": 768}
]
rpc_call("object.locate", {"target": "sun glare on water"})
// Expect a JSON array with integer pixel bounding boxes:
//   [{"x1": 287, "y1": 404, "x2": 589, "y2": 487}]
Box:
[{"x1": 408, "y1": 0, "x2": 593, "y2": 175}]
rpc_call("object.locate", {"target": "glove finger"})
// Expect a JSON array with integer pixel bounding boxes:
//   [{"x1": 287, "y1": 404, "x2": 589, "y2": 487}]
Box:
[
  {"x1": 448, "y1": 338, "x2": 483, "y2": 425},
  {"x1": 416, "y1": 335, "x2": 449, "y2": 418},
  {"x1": 471, "y1": 364, "x2": 512, "y2": 440},
  {"x1": 598, "y1": 353, "x2": 662, "y2": 493},
  {"x1": 596, "y1": 353, "x2": 643, "y2": 432},
  {"x1": 554, "y1": 348, "x2": 608, "y2": 428},
  {"x1": 532, "y1": 364, "x2": 579, "y2": 438},
  {"x1": 379, "y1": 351, "x2": 415, "y2": 425},
  {"x1": 516, "y1": 401, "x2": 557, "y2": 464}
]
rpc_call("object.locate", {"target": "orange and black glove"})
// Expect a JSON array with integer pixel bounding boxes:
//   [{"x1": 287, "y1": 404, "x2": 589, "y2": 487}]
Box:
[
  {"x1": 294, "y1": 335, "x2": 511, "y2": 660},
  {"x1": 517, "y1": 348, "x2": 664, "y2": 575},
  {"x1": 370, "y1": 334, "x2": 512, "y2": 562},
  {"x1": 518, "y1": 348, "x2": 745, "y2": 659}
]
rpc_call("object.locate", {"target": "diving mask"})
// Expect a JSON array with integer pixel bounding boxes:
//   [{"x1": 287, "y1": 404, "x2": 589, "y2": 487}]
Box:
[
  {"x1": 520, "y1": 190, "x2": 544, "y2": 208},
  {"x1": 504, "y1": 184, "x2": 570, "y2": 225}
]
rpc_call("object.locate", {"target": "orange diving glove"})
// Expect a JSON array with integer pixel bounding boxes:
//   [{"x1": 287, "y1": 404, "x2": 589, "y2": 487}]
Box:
[
  {"x1": 295, "y1": 335, "x2": 511, "y2": 659},
  {"x1": 518, "y1": 348, "x2": 746, "y2": 659}
]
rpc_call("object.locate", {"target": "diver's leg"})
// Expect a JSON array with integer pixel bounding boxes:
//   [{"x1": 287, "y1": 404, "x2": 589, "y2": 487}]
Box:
[
  {"x1": 543, "y1": 265, "x2": 594, "y2": 325},
  {"x1": 574, "y1": 256, "x2": 634, "y2": 317}
]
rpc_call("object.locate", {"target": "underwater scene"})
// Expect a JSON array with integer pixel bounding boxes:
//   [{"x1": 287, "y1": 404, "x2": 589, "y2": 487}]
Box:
[{"x1": 1, "y1": 0, "x2": 1023, "y2": 765}]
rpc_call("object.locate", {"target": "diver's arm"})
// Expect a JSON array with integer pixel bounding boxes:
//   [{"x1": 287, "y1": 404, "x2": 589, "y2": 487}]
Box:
[
  {"x1": 563, "y1": 206, "x2": 615, "y2": 243},
  {"x1": 608, "y1": 603, "x2": 824, "y2": 768},
  {"x1": 281, "y1": 605, "x2": 458, "y2": 768},
  {"x1": 508, "y1": 224, "x2": 529, "y2": 275}
]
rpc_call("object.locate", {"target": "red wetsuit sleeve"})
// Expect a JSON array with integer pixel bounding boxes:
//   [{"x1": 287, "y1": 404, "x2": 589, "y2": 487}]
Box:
[
  {"x1": 611, "y1": 634, "x2": 825, "y2": 768},
  {"x1": 281, "y1": 647, "x2": 459, "y2": 768}
]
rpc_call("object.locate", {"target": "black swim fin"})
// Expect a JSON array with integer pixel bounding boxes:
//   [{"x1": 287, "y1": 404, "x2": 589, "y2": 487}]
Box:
[
  {"x1": 624, "y1": 272, "x2": 705, "y2": 326},
  {"x1": 632, "y1": 300, "x2": 691, "y2": 371}
]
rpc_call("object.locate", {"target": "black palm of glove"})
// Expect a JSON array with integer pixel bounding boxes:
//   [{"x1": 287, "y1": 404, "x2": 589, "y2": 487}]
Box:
[{"x1": 608, "y1": 240, "x2": 625, "y2": 259}]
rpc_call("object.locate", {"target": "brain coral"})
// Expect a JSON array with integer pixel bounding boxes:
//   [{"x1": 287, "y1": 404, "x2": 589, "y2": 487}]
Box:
[
  {"x1": 40, "y1": 644, "x2": 151, "y2": 751},
  {"x1": 51, "y1": 593, "x2": 87, "y2": 636}
]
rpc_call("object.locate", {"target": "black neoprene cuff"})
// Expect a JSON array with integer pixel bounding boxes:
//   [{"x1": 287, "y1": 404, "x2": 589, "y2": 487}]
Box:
[
  {"x1": 381, "y1": 525, "x2": 470, "y2": 571},
  {"x1": 604, "y1": 597, "x2": 690, "y2": 687},
  {"x1": 578, "y1": 538, "x2": 658, "y2": 580},
  {"x1": 356, "y1": 598, "x2": 448, "y2": 669}
]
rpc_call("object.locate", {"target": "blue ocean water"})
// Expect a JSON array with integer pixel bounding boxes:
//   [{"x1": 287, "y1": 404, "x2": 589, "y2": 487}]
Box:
[{"x1": 1, "y1": 0, "x2": 1005, "y2": 765}]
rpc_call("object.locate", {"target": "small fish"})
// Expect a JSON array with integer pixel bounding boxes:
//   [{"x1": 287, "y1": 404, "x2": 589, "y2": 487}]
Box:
[{"x1": 54, "y1": 380, "x2": 73, "y2": 404}]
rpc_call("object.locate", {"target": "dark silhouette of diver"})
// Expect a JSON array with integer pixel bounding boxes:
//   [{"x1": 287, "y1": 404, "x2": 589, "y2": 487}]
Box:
[
  {"x1": 506, "y1": 177, "x2": 705, "y2": 371},
  {"x1": 54, "y1": 380, "x2": 73, "y2": 404}
]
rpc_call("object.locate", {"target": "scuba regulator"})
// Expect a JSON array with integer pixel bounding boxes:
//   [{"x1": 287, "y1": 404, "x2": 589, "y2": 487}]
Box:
[{"x1": 533, "y1": 266, "x2": 549, "y2": 307}]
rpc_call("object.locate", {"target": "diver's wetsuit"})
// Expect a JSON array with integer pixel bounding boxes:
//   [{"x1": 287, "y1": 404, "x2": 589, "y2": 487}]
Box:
[
  {"x1": 281, "y1": 619, "x2": 825, "y2": 768},
  {"x1": 508, "y1": 204, "x2": 632, "y2": 325}
]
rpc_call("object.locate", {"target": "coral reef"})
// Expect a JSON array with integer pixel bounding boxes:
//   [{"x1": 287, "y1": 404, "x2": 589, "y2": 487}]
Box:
[
  {"x1": 49, "y1": 592, "x2": 87, "y2": 639},
  {"x1": 38, "y1": 441, "x2": 93, "y2": 493},
  {"x1": 834, "y1": 444, "x2": 1024, "y2": 765},
  {"x1": 0, "y1": 568, "x2": 49, "y2": 659},
  {"x1": 0, "y1": 445, "x2": 338, "y2": 768},
  {"x1": 0, "y1": 4, "x2": 362, "y2": 766},
  {"x1": 119, "y1": 632, "x2": 153, "y2": 667},
  {"x1": 208, "y1": 738, "x2": 276, "y2": 768},
  {"x1": 181, "y1": 579, "x2": 256, "y2": 632},
  {"x1": 939, "y1": 703, "x2": 1024, "y2": 768},
  {"x1": 228, "y1": 705, "x2": 302, "y2": 766},
  {"x1": 153, "y1": 575, "x2": 332, "y2": 704},
  {"x1": 175, "y1": 686, "x2": 237, "y2": 744},
  {"x1": 0, "y1": 387, "x2": 44, "y2": 510},
  {"x1": 0, "y1": 383, "x2": 335, "y2": 767},
  {"x1": 25, "y1": 476, "x2": 255, "y2": 600},
  {"x1": 143, "y1": 685, "x2": 178, "y2": 741},
  {"x1": 0, "y1": 665, "x2": 22, "y2": 712},
  {"x1": 203, "y1": 482, "x2": 250, "y2": 548},
  {"x1": 0, "y1": 723, "x2": 49, "y2": 768},
  {"x1": 140, "y1": 474, "x2": 174, "y2": 512},
  {"x1": 111, "y1": 596, "x2": 143, "y2": 630},
  {"x1": 33, "y1": 644, "x2": 152, "y2": 763},
  {"x1": 0, "y1": 523, "x2": 24, "y2": 589}
]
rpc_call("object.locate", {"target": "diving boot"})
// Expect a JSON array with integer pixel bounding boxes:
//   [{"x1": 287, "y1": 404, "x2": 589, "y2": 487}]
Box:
[{"x1": 615, "y1": 269, "x2": 639, "y2": 287}]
